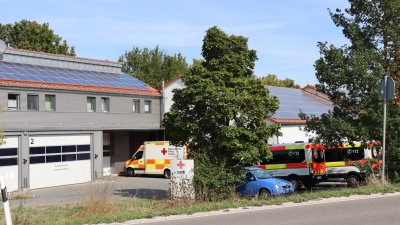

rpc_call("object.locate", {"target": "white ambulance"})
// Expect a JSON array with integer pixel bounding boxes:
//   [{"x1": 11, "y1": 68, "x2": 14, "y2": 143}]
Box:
[{"x1": 124, "y1": 141, "x2": 186, "y2": 178}]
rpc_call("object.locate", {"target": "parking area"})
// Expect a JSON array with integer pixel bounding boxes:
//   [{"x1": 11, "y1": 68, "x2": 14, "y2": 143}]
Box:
[
  {"x1": 2, "y1": 175, "x2": 171, "y2": 208},
  {"x1": 1, "y1": 175, "x2": 353, "y2": 208}
]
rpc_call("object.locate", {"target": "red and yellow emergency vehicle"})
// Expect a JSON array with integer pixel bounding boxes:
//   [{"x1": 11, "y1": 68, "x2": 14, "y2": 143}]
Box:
[
  {"x1": 253, "y1": 142, "x2": 327, "y2": 190},
  {"x1": 125, "y1": 141, "x2": 186, "y2": 178},
  {"x1": 324, "y1": 141, "x2": 381, "y2": 186}
]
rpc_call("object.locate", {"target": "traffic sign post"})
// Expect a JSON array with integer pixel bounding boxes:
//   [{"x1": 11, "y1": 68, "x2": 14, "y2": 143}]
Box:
[
  {"x1": 379, "y1": 76, "x2": 395, "y2": 183},
  {"x1": 0, "y1": 176, "x2": 12, "y2": 225}
]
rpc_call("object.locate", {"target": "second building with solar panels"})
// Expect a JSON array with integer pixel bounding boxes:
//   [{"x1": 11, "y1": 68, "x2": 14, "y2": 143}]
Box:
[
  {"x1": 265, "y1": 85, "x2": 333, "y2": 144},
  {"x1": 0, "y1": 46, "x2": 164, "y2": 191},
  {"x1": 162, "y1": 76, "x2": 334, "y2": 146}
]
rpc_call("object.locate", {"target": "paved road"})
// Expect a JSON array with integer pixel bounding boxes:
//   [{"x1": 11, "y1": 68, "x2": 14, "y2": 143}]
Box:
[{"x1": 104, "y1": 192, "x2": 400, "y2": 225}]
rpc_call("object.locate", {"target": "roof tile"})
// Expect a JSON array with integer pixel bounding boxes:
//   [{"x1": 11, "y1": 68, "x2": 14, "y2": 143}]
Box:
[
  {"x1": 0, "y1": 79, "x2": 160, "y2": 96},
  {"x1": 159, "y1": 74, "x2": 182, "y2": 91}
]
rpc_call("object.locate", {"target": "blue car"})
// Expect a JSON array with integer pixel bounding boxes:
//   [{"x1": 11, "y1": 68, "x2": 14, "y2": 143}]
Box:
[{"x1": 236, "y1": 168, "x2": 294, "y2": 199}]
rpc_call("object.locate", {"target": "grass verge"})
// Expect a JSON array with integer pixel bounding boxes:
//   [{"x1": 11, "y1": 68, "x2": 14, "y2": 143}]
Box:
[{"x1": 0, "y1": 182, "x2": 399, "y2": 225}]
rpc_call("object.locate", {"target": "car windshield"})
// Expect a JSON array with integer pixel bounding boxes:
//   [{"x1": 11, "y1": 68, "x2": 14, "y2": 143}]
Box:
[{"x1": 251, "y1": 169, "x2": 274, "y2": 179}]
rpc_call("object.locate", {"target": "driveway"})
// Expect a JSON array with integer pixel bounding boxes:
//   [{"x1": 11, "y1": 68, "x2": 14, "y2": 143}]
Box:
[
  {"x1": 2, "y1": 175, "x2": 351, "y2": 208},
  {"x1": 2, "y1": 174, "x2": 171, "y2": 208}
]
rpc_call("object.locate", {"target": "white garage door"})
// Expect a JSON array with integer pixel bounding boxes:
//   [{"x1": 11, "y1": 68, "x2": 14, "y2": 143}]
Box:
[
  {"x1": 0, "y1": 136, "x2": 19, "y2": 192},
  {"x1": 29, "y1": 134, "x2": 91, "y2": 189}
]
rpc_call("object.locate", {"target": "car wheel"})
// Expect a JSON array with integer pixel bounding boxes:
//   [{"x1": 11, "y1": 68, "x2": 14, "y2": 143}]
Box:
[
  {"x1": 347, "y1": 174, "x2": 360, "y2": 188},
  {"x1": 164, "y1": 169, "x2": 171, "y2": 179},
  {"x1": 288, "y1": 176, "x2": 300, "y2": 190},
  {"x1": 258, "y1": 189, "x2": 271, "y2": 200},
  {"x1": 127, "y1": 168, "x2": 135, "y2": 177}
]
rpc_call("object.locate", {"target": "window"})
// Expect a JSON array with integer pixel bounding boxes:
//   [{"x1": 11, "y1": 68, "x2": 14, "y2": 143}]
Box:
[
  {"x1": 133, "y1": 99, "x2": 140, "y2": 113},
  {"x1": 45, "y1": 95, "x2": 55, "y2": 111},
  {"x1": 0, "y1": 148, "x2": 18, "y2": 166},
  {"x1": 314, "y1": 150, "x2": 325, "y2": 163},
  {"x1": 28, "y1": 95, "x2": 39, "y2": 111},
  {"x1": 87, "y1": 97, "x2": 96, "y2": 112},
  {"x1": 325, "y1": 149, "x2": 344, "y2": 162},
  {"x1": 325, "y1": 147, "x2": 365, "y2": 162},
  {"x1": 103, "y1": 145, "x2": 111, "y2": 157},
  {"x1": 8, "y1": 93, "x2": 19, "y2": 110},
  {"x1": 132, "y1": 151, "x2": 143, "y2": 160},
  {"x1": 101, "y1": 97, "x2": 109, "y2": 112},
  {"x1": 29, "y1": 144, "x2": 91, "y2": 164},
  {"x1": 261, "y1": 150, "x2": 305, "y2": 164},
  {"x1": 144, "y1": 100, "x2": 151, "y2": 113}
]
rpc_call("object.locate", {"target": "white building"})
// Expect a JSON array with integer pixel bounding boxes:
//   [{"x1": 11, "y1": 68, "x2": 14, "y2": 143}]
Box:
[
  {"x1": 162, "y1": 76, "x2": 333, "y2": 144},
  {"x1": 0, "y1": 47, "x2": 163, "y2": 191}
]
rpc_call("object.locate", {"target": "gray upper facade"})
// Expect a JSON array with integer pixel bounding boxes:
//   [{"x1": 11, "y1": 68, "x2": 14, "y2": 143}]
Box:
[{"x1": 0, "y1": 48, "x2": 162, "y2": 132}]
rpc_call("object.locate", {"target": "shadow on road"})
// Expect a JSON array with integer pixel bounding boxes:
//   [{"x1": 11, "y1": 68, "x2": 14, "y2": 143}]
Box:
[
  {"x1": 114, "y1": 188, "x2": 168, "y2": 199},
  {"x1": 118, "y1": 172, "x2": 166, "y2": 179}
]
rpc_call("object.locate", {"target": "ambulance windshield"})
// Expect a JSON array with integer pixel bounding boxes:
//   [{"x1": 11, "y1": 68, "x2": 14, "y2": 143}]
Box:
[{"x1": 132, "y1": 151, "x2": 143, "y2": 160}]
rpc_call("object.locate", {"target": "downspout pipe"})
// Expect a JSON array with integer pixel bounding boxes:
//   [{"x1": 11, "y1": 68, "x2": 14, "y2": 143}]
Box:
[{"x1": 161, "y1": 80, "x2": 165, "y2": 140}]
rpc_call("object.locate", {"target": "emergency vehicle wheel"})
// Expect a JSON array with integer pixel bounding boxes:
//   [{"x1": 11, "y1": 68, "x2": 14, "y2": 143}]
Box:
[
  {"x1": 288, "y1": 176, "x2": 300, "y2": 190},
  {"x1": 164, "y1": 169, "x2": 171, "y2": 179},
  {"x1": 127, "y1": 168, "x2": 136, "y2": 177},
  {"x1": 258, "y1": 189, "x2": 271, "y2": 199},
  {"x1": 347, "y1": 174, "x2": 360, "y2": 187}
]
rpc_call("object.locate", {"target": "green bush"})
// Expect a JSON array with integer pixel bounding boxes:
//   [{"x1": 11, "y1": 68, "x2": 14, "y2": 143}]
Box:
[
  {"x1": 386, "y1": 143, "x2": 400, "y2": 183},
  {"x1": 192, "y1": 153, "x2": 243, "y2": 201}
]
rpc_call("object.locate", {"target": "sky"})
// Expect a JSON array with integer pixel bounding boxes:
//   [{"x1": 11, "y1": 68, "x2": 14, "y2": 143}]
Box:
[{"x1": 1, "y1": 0, "x2": 351, "y2": 87}]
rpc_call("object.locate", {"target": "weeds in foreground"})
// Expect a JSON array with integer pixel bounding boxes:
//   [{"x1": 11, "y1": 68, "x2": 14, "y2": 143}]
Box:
[
  {"x1": 76, "y1": 177, "x2": 116, "y2": 217},
  {"x1": 8, "y1": 192, "x2": 34, "y2": 200},
  {"x1": 1, "y1": 181, "x2": 399, "y2": 225}
]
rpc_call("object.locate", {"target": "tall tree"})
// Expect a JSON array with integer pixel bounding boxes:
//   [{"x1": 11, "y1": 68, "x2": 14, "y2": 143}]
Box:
[
  {"x1": 258, "y1": 74, "x2": 301, "y2": 88},
  {"x1": 0, "y1": 19, "x2": 75, "y2": 56},
  {"x1": 162, "y1": 26, "x2": 280, "y2": 198},
  {"x1": 299, "y1": 0, "x2": 400, "y2": 181},
  {"x1": 119, "y1": 46, "x2": 189, "y2": 89}
]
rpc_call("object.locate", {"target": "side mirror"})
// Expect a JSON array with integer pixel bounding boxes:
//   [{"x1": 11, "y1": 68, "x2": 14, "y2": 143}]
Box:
[{"x1": 248, "y1": 176, "x2": 256, "y2": 181}]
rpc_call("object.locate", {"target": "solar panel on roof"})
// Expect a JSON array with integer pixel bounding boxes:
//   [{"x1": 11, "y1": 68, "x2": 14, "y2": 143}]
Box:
[
  {"x1": 0, "y1": 61, "x2": 152, "y2": 91},
  {"x1": 266, "y1": 86, "x2": 333, "y2": 119}
]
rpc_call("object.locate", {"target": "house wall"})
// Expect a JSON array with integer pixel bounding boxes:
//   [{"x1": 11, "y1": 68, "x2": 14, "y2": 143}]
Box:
[
  {"x1": 0, "y1": 86, "x2": 163, "y2": 183},
  {"x1": 112, "y1": 131, "x2": 130, "y2": 174},
  {"x1": 268, "y1": 124, "x2": 315, "y2": 144},
  {"x1": 0, "y1": 87, "x2": 161, "y2": 131},
  {"x1": 164, "y1": 78, "x2": 185, "y2": 113}
]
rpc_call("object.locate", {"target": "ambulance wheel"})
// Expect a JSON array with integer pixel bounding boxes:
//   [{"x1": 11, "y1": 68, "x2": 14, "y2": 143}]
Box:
[
  {"x1": 347, "y1": 174, "x2": 360, "y2": 188},
  {"x1": 127, "y1": 168, "x2": 136, "y2": 177},
  {"x1": 164, "y1": 169, "x2": 171, "y2": 179},
  {"x1": 288, "y1": 176, "x2": 300, "y2": 190}
]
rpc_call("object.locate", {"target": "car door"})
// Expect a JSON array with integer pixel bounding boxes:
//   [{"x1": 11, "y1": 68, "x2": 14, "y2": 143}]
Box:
[{"x1": 236, "y1": 171, "x2": 259, "y2": 196}]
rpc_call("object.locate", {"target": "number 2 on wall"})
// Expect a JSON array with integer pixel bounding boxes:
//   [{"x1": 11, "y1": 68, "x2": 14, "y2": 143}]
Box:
[{"x1": 31, "y1": 138, "x2": 34, "y2": 144}]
